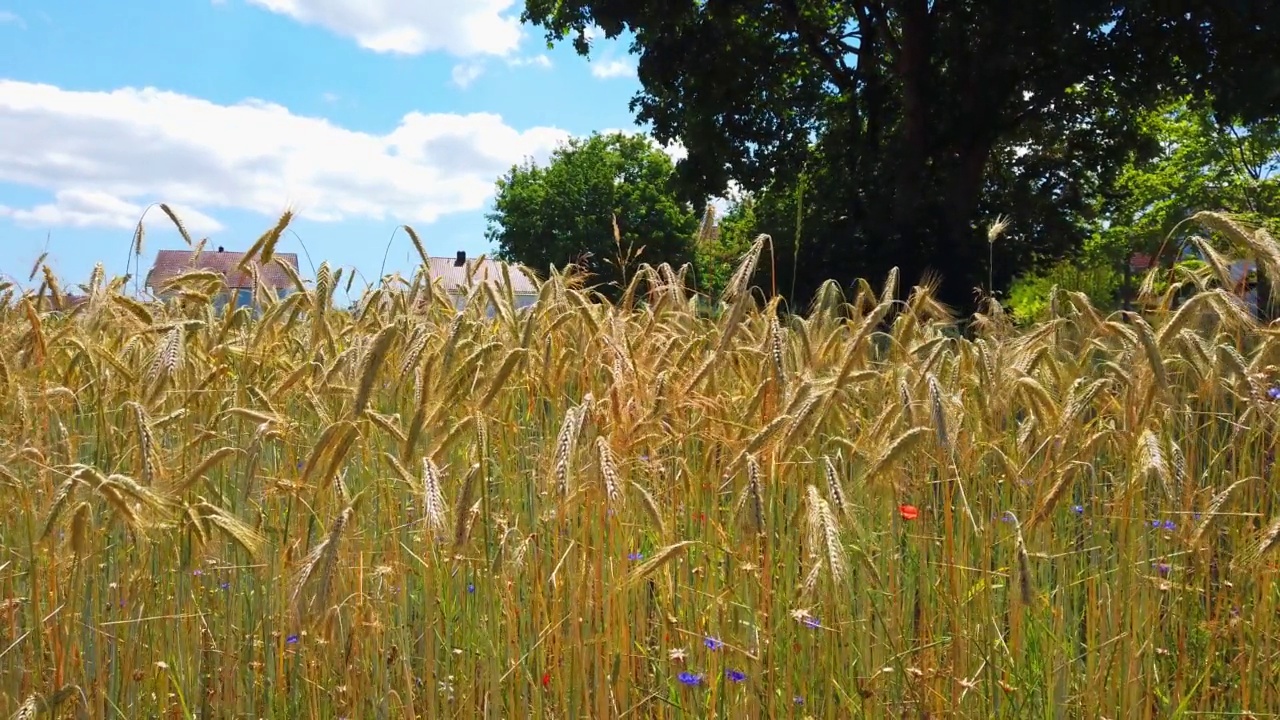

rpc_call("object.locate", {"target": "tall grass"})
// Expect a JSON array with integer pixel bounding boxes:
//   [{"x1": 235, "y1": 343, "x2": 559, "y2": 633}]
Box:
[{"x1": 2, "y1": 215, "x2": 1280, "y2": 718}]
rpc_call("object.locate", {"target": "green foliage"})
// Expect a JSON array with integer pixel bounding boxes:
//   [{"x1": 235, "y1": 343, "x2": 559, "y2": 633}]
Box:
[
  {"x1": 1006, "y1": 98, "x2": 1280, "y2": 322},
  {"x1": 1094, "y1": 97, "x2": 1280, "y2": 263},
  {"x1": 486, "y1": 132, "x2": 699, "y2": 298},
  {"x1": 522, "y1": 0, "x2": 1280, "y2": 309},
  {"x1": 1005, "y1": 258, "x2": 1123, "y2": 324},
  {"x1": 691, "y1": 202, "x2": 757, "y2": 300}
]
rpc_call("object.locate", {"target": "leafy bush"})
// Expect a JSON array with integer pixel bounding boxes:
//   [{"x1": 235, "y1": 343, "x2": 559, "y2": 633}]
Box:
[{"x1": 1006, "y1": 257, "x2": 1124, "y2": 324}]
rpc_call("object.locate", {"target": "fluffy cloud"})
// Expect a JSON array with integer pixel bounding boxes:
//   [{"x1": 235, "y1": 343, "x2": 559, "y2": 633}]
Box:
[
  {"x1": 598, "y1": 127, "x2": 687, "y2": 163},
  {"x1": 450, "y1": 63, "x2": 485, "y2": 89},
  {"x1": 590, "y1": 59, "x2": 635, "y2": 80},
  {"x1": 0, "y1": 10, "x2": 23, "y2": 27},
  {"x1": 0, "y1": 80, "x2": 570, "y2": 231},
  {"x1": 241, "y1": 0, "x2": 522, "y2": 57},
  {"x1": 0, "y1": 190, "x2": 223, "y2": 233}
]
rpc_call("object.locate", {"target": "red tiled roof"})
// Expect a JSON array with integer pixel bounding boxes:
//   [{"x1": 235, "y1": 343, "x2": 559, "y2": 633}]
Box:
[
  {"x1": 424, "y1": 256, "x2": 539, "y2": 295},
  {"x1": 145, "y1": 249, "x2": 300, "y2": 292},
  {"x1": 1129, "y1": 252, "x2": 1153, "y2": 270}
]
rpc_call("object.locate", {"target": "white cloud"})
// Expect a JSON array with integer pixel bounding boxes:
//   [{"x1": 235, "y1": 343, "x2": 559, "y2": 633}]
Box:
[
  {"x1": 0, "y1": 10, "x2": 24, "y2": 28},
  {"x1": 0, "y1": 80, "x2": 570, "y2": 231},
  {"x1": 507, "y1": 54, "x2": 552, "y2": 69},
  {"x1": 451, "y1": 55, "x2": 551, "y2": 87},
  {"x1": 598, "y1": 127, "x2": 687, "y2": 164},
  {"x1": 241, "y1": 0, "x2": 522, "y2": 57},
  {"x1": 590, "y1": 59, "x2": 635, "y2": 79},
  {"x1": 450, "y1": 63, "x2": 485, "y2": 89},
  {"x1": 320, "y1": 91, "x2": 340, "y2": 103},
  {"x1": 0, "y1": 190, "x2": 223, "y2": 233}
]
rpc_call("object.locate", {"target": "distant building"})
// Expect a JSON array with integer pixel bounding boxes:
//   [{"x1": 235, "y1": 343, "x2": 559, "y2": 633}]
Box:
[
  {"x1": 1131, "y1": 249, "x2": 1260, "y2": 314},
  {"x1": 425, "y1": 251, "x2": 539, "y2": 313},
  {"x1": 145, "y1": 246, "x2": 299, "y2": 310}
]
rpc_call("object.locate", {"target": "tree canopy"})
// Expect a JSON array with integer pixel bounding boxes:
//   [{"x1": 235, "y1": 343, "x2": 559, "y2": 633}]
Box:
[
  {"x1": 522, "y1": 0, "x2": 1280, "y2": 310},
  {"x1": 1002, "y1": 96, "x2": 1280, "y2": 322},
  {"x1": 486, "y1": 132, "x2": 700, "y2": 298}
]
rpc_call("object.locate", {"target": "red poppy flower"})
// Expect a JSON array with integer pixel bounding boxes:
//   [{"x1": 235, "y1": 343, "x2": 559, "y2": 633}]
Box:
[
  {"x1": 898, "y1": 504, "x2": 919, "y2": 521},
  {"x1": 541, "y1": 672, "x2": 551, "y2": 688}
]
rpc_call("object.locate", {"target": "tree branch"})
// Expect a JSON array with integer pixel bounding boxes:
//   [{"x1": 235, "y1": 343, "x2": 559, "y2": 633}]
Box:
[{"x1": 776, "y1": 0, "x2": 859, "y2": 93}]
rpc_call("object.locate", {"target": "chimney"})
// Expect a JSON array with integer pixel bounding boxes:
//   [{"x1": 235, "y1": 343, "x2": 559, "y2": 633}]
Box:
[
  {"x1": 218, "y1": 246, "x2": 225, "y2": 252},
  {"x1": 455, "y1": 251, "x2": 466, "y2": 266}
]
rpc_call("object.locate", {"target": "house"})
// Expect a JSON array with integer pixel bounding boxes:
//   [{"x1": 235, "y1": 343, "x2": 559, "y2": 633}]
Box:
[
  {"x1": 1131, "y1": 249, "x2": 1261, "y2": 314},
  {"x1": 145, "y1": 246, "x2": 300, "y2": 310},
  {"x1": 425, "y1": 251, "x2": 539, "y2": 313}
]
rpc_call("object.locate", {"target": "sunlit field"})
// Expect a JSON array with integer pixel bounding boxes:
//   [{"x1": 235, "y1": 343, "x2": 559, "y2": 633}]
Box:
[{"x1": 3, "y1": 213, "x2": 1280, "y2": 718}]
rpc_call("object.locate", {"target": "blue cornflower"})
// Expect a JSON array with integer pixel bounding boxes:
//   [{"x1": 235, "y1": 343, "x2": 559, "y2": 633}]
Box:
[
  {"x1": 1153, "y1": 562, "x2": 1171, "y2": 577},
  {"x1": 726, "y1": 669, "x2": 746, "y2": 682},
  {"x1": 1000, "y1": 511, "x2": 1015, "y2": 523},
  {"x1": 704, "y1": 637, "x2": 723, "y2": 651},
  {"x1": 677, "y1": 671, "x2": 703, "y2": 686},
  {"x1": 628, "y1": 552, "x2": 644, "y2": 561},
  {"x1": 220, "y1": 582, "x2": 230, "y2": 590},
  {"x1": 286, "y1": 634, "x2": 299, "y2": 644},
  {"x1": 1151, "y1": 519, "x2": 1175, "y2": 531},
  {"x1": 803, "y1": 616, "x2": 820, "y2": 629},
  {"x1": 794, "y1": 696, "x2": 805, "y2": 705},
  {"x1": 1268, "y1": 387, "x2": 1280, "y2": 401},
  {"x1": 467, "y1": 583, "x2": 475, "y2": 594},
  {"x1": 1072, "y1": 505, "x2": 1084, "y2": 515}
]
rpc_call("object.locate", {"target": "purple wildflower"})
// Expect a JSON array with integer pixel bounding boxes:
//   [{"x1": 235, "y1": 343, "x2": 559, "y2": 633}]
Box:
[
  {"x1": 1072, "y1": 505, "x2": 1084, "y2": 515},
  {"x1": 1153, "y1": 562, "x2": 1171, "y2": 577},
  {"x1": 677, "y1": 671, "x2": 703, "y2": 686},
  {"x1": 286, "y1": 634, "x2": 299, "y2": 644},
  {"x1": 704, "y1": 637, "x2": 723, "y2": 651},
  {"x1": 1268, "y1": 387, "x2": 1280, "y2": 401},
  {"x1": 726, "y1": 669, "x2": 746, "y2": 682},
  {"x1": 803, "y1": 616, "x2": 820, "y2": 629},
  {"x1": 628, "y1": 552, "x2": 644, "y2": 561}
]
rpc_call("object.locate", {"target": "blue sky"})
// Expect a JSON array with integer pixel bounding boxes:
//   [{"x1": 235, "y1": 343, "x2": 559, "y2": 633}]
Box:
[{"x1": 0, "y1": 0, "x2": 670, "y2": 291}]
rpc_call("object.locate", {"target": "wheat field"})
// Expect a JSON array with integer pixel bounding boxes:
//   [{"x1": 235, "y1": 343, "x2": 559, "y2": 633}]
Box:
[{"x1": 2, "y1": 214, "x2": 1280, "y2": 719}]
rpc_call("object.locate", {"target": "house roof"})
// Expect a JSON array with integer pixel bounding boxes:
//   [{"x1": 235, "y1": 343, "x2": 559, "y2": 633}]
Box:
[
  {"x1": 1129, "y1": 252, "x2": 1153, "y2": 271},
  {"x1": 424, "y1": 256, "x2": 539, "y2": 295},
  {"x1": 145, "y1": 248, "x2": 300, "y2": 292}
]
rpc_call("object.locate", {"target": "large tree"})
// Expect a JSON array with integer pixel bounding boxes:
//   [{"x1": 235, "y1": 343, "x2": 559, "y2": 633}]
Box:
[
  {"x1": 522, "y1": 0, "x2": 1280, "y2": 309},
  {"x1": 486, "y1": 132, "x2": 700, "y2": 297},
  {"x1": 996, "y1": 96, "x2": 1280, "y2": 322}
]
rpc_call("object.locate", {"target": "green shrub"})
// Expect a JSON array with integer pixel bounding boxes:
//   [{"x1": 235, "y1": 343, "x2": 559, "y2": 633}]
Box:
[{"x1": 1006, "y1": 257, "x2": 1124, "y2": 324}]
